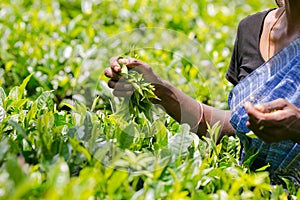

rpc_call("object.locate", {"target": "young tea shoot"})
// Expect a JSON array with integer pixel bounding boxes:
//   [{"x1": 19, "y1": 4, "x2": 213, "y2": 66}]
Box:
[{"x1": 116, "y1": 58, "x2": 160, "y2": 122}]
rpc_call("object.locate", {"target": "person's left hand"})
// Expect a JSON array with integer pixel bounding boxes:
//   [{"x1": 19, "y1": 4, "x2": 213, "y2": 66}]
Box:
[{"x1": 245, "y1": 98, "x2": 300, "y2": 144}]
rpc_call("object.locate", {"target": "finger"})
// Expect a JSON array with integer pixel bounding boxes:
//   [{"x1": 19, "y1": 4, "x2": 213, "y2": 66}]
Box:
[
  {"x1": 253, "y1": 104, "x2": 266, "y2": 112},
  {"x1": 110, "y1": 57, "x2": 122, "y2": 72},
  {"x1": 247, "y1": 111, "x2": 285, "y2": 129},
  {"x1": 245, "y1": 102, "x2": 270, "y2": 113},
  {"x1": 245, "y1": 102, "x2": 264, "y2": 123},
  {"x1": 113, "y1": 90, "x2": 133, "y2": 97},
  {"x1": 244, "y1": 102, "x2": 256, "y2": 114},
  {"x1": 118, "y1": 58, "x2": 139, "y2": 68},
  {"x1": 245, "y1": 101, "x2": 295, "y2": 124},
  {"x1": 255, "y1": 98, "x2": 288, "y2": 113},
  {"x1": 104, "y1": 68, "x2": 122, "y2": 80},
  {"x1": 108, "y1": 80, "x2": 133, "y2": 90},
  {"x1": 119, "y1": 57, "x2": 150, "y2": 73},
  {"x1": 258, "y1": 110, "x2": 287, "y2": 121}
]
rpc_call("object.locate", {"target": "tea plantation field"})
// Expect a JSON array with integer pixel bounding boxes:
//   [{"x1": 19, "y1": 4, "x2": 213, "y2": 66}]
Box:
[{"x1": 0, "y1": 0, "x2": 299, "y2": 199}]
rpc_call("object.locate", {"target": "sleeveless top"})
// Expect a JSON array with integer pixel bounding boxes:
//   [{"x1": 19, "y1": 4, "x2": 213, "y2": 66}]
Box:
[{"x1": 226, "y1": 9, "x2": 274, "y2": 85}]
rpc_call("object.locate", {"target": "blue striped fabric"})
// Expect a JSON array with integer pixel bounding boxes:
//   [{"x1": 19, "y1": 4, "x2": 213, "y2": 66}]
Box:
[{"x1": 228, "y1": 37, "x2": 300, "y2": 187}]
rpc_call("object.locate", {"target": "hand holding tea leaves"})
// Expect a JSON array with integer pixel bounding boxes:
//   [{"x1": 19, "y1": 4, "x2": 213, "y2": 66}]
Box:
[
  {"x1": 105, "y1": 57, "x2": 163, "y2": 97},
  {"x1": 105, "y1": 57, "x2": 161, "y2": 121},
  {"x1": 245, "y1": 99, "x2": 300, "y2": 144}
]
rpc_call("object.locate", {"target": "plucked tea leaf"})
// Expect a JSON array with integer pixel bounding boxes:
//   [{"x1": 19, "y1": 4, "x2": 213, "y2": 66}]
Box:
[
  {"x1": 255, "y1": 163, "x2": 270, "y2": 172},
  {"x1": 116, "y1": 65, "x2": 159, "y2": 122},
  {"x1": 120, "y1": 63, "x2": 129, "y2": 78},
  {"x1": 246, "y1": 131, "x2": 258, "y2": 139}
]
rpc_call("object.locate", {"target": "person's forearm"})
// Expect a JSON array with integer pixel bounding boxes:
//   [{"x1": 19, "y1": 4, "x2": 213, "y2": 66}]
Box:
[{"x1": 152, "y1": 79, "x2": 235, "y2": 139}]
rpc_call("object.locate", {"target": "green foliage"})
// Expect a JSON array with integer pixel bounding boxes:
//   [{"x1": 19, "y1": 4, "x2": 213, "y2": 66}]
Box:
[
  {"x1": 119, "y1": 66, "x2": 159, "y2": 122},
  {"x1": 0, "y1": 0, "x2": 297, "y2": 199},
  {"x1": 0, "y1": 0, "x2": 276, "y2": 108},
  {"x1": 0, "y1": 76, "x2": 294, "y2": 198}
]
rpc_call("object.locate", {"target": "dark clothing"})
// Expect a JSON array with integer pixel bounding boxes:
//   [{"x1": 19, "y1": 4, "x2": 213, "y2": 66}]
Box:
[{"x1": 226, "y1": 9, "x2": 275, "y2": 85}]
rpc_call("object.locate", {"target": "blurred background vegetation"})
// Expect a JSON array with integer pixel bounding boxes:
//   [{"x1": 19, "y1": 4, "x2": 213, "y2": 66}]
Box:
[
  {"x1": 0, "y1": 0, "x2": 276, "y2": 109},
  {"x1": 3, "y1": 1, "x2": 299, "y2": 199}
]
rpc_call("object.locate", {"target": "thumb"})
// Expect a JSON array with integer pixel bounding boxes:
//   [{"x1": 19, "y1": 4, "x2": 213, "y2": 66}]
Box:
[
  {"x1": 118, "y1": 58, "x2": 139, "y2": 68},
  {"x1": 118, "y1": 57, "x2": 150, "y2": 74}
]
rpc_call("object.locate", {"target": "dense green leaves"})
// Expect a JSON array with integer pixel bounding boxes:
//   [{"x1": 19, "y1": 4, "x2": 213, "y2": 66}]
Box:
[
  {"x1": 0, "y1": 0, "x2": 298, "y2": 199},
  {"x1": 168, "y1": 124, "x2": 194, "y2": 157}
]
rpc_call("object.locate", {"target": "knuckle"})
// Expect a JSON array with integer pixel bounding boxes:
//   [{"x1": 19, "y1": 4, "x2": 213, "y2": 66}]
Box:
[
  {"x1": 131, "y1": 58, "x2": 142, "y2": 66},
  {"x1": 124, "y1": 83, "x2": 132, "y2": 89},
  {"x1": 112, "y1": 90, "x2": 122, "y2": 97},
  {"x1": 277, "y1": 98, "x2": 286, "y2": 104}
]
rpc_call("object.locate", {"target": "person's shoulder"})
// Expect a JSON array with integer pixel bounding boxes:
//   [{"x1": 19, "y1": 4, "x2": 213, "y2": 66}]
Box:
[{"x1": 238, "y1": 9, "x2": 275, "y2": 28}]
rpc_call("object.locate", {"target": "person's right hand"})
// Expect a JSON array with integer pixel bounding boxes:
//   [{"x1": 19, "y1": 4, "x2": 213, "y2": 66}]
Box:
[
  {"x1": 104, "y1": 57, "x2": 162, "y2": 97},
  {"x1": 245, "y1": 99, "x2": 300, "y2": 144}
]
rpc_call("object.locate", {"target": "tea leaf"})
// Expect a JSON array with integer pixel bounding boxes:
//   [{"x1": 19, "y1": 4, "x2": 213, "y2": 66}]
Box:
[
  {"x1": 168, "y1": 124, "x2": 194, "y2": 157},
  {"x1": 0, "y1": 106, "x2": 6, "y2": 123}
]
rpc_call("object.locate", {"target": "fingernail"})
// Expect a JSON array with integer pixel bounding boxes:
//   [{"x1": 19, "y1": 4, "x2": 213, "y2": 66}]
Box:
[
  {"x1": 244, "y1": 102, "x2": 250, "y2": 108},
  {"x1": 246, "y1": 121, "x2": 250, "y2": 127},
  {"x1": 113, "y1": 65, "x2": 121, "y2": 72}
]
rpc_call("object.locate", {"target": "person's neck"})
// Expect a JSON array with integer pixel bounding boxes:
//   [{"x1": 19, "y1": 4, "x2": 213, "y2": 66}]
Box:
[{"x1": 284, "y1": 0, "x2": 300, "y2": 34}]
